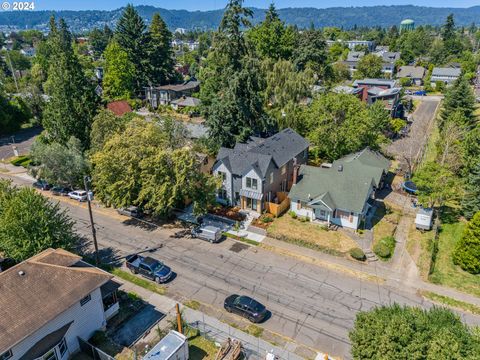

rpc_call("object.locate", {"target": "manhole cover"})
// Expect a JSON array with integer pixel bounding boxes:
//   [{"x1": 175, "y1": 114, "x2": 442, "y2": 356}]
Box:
[{"x1": 229, "y1": 242, "x2": 249, "y2": 253}]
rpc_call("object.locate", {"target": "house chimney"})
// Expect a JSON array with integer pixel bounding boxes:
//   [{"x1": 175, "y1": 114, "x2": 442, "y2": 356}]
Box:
[{"x1": 293, "y1": 165, "x2": 300, "y2": 185}]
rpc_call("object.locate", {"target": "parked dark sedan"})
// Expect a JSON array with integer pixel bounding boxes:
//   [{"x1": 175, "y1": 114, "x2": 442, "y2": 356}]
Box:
[
  {"x1": 224, "y1": 295, "x2": 268, "y2": 323},
  {"x1": 33, "y1": 180, "x2": 51, "y2": 191},
  {"x1": 51, "y1": 186, "x2": 72, "y2": 196}
]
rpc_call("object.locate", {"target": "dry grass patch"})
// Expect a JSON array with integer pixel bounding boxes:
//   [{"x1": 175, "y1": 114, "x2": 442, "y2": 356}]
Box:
[
  {"x1": 267, "y1": 215, "x2": 358, "y2": 255},
  {"x1": 407, "y1": 218, "x2": 434, "y2": 279},
  {"x1": 372, "y1": 203, "x2": 401, "y2": 246}
]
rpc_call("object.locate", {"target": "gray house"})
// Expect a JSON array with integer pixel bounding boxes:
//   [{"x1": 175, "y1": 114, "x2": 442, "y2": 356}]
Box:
[
  {"x1": 288, "y1": 148, "x2": 390, "y2": 229},
  {"x1": 144, "y1": 80, "x2": 200, "y2": 108},
  {"x1": 396, "y1": 66, "x2": 426, "y2": 85},
  {"x1": 431, "y1": 67, "x2": 461, "y2": 86},
  {"x1": 212, "y1": 128, "x2": 309, "y2": 213}
]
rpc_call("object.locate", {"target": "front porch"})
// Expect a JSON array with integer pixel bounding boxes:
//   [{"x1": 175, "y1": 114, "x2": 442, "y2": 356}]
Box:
[{"x1": 239, "y1": 189, "x2": 263, "y2": 213}]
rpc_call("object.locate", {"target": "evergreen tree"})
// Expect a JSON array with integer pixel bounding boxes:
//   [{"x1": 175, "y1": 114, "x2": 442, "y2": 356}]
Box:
[
  {"x1": 103, "y1": 40, "x2": 135, "y2": 100},
  {"x1": 206, "y1": 57, "x2": 274, "y2": 147},
  {"x1": 216, "y1": 0, "x2": 252, "y2": 71},
  {"x1": 42, "y1": 17, "x2": 98, "y2": 148},
  {"x1": 453, "y1": 211, "x2": 480, "y2": 274},
  {"x1": 115, "y1": 4, "x2": 150, "y2": 91},
  {"x1": 441, "y1": 77, "x2": 475, "y2": 128},
  {"x1": 247, "y1": 3, "x2": 296, "y2": 60},
  {"x1": 148, "y1": 13, "x2": 174, "y2": 85},
  {"x1": 462, "y1": 162, "x2": 480, "y2": 220},
  {"x1": 89, "y1": 25, "x2": 112, "y2": 58}
]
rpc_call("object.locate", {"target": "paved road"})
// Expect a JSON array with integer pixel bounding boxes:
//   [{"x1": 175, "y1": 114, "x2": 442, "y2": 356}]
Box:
[
  {"x1": 3, "y1": 174, "x2": 480, "y2": 359},
  {"x1": 0, "y1": 127, "x2": 41, "y2": 160},
  {"x1": 386, "y1": 99, "x2": 440, "y2": 173}
]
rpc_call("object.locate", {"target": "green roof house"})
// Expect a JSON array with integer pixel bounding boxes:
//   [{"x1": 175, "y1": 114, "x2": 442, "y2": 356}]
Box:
[{"x1": 288, "y1": 148, "x2": 390, "y2": 229}]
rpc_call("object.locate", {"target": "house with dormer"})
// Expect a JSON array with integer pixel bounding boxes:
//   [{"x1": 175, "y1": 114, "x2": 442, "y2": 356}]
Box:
[
  {"x1": 212, "y1": 128, "x2": 309, "y2": 213},
  {"x1": 288, "y1": 148, "x2": 390, "y2": 229}
]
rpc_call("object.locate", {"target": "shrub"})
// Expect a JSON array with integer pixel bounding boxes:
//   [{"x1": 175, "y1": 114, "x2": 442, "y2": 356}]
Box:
[
  {"x1": 10, "y1": 155, "x2": 29, "y2": 166},
  {"x1": 453, "y1": 212, "x2": 480, "y2": 274},
  {"x1": 374, "y1": 236, "x2": 396, "y2": 259},
  {"x1": 288, "y1": 210, "x2": 297, "y2": 219},
  {"x1": 350, "y1": 247, "x2": 366, "y2": 261},
  {"x1": 261, "y1": 216, "x2": 273, "y2": 223}
]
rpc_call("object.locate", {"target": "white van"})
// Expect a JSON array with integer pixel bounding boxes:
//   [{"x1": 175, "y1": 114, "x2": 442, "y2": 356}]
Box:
[{"x1": 191, "y1": 225, "x2": 223, "y2": 243}]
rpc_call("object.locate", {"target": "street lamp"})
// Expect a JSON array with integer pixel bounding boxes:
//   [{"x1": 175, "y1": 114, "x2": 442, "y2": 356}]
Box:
[{"x1": 84, "y1": 175, "x2": 100, "y2": 266}]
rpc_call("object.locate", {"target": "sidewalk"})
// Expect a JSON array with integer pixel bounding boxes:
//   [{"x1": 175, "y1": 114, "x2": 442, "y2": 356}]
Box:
[
  {"x1": 261, "y1": 237, "x2": 480, "y2": 308},
  {"x1": 117, "y1": 276, "x2": 307, "y2": 360}
]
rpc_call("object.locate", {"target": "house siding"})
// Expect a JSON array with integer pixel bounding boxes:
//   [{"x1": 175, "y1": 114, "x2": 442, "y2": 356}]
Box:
[
  {"x1": 212, "y1": 162, "x2": 233, "y2": 205},
  {"x1": 10, "y1": 288, "x2": 106, "y2": 360},
  {"x1": 242, "y1": 169, "x2": 263, "y2": 194}
]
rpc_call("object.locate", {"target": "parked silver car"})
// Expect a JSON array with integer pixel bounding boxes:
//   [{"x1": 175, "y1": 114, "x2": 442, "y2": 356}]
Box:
[{"x1": 68, "y1": 190, "x2": 88, "y2": 202}]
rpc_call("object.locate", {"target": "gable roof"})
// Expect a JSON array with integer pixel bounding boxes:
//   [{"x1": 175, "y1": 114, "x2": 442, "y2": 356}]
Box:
[
  {"x1": 171, "y1": 96, "x2": 201, "y2": 107},
  {"x1": 347, "y1": 51, "x2": 365, "y2": 62},
  {"x1": 431, "y1": 67, "x2": 461, "y2": 77},
  {"x1": 215, "y1": 128, "x2": 309, "y2": 178},
  {"x1": 0, "y1": 249, "x2": 112, "y2": 353},
  {"x1": 396, "y1": 66, "x2": 426, "y2": 79},
  {"x1": 154, "y1": 80, "x2": 200, "y2": 92},
  {"x1": 289, "y1": 148, "x2": 390, "y2": 213}
]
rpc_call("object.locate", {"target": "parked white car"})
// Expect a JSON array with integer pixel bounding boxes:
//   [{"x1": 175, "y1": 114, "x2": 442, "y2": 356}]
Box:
[{"x1": 68, "y1": 190, "x2": 88, "y2": 202}]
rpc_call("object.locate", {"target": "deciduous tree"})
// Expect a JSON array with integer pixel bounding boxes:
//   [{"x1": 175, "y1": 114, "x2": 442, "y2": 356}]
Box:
[
  {"x1": 356, "y1": 53, "x2": 383, "y2": 79},
  {"x1": 103, "y1": 40, "x2": 135, "y2": 100},
  {"x1": 0, "y1": 180, "x2": 78, "y2": 262},
  {"x1": 350, "y1": 304, "x2": 480, "y2": 359}
]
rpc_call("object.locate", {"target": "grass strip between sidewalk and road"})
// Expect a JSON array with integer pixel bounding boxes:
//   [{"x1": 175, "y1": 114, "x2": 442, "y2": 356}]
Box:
[
  {"x1": 224, "y1": 232, "x2": 259, "y2": 246},
  {"x1": 420, "y1": 290, "x2": 480, "y2": 316},
  {"x1": 110, "y1": 268, "x2": 166, "y2": 295}
]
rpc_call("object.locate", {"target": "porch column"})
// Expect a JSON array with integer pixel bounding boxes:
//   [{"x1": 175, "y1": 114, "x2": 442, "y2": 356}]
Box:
[{"x1": 327, "y1": 212, "x2": 331, "y2": 226}]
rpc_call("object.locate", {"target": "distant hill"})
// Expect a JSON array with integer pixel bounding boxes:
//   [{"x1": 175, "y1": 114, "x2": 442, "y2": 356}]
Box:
[{"x1": 1, "y1": 5, "x2": 480, "y2": 33}]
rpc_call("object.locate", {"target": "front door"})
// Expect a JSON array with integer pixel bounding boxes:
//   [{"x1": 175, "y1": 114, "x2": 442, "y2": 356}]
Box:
[
  {"x1": 246, "y1": 197, "x2": 257, "y2": 211},
  {"x1": 315, "y1": 209, "x2": 328, "y2": 220}
]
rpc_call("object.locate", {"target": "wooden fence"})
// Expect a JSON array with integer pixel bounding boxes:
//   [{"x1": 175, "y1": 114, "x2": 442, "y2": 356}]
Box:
[{"x1": 265, "y1": 192, "x2": 290, "y2": 217}]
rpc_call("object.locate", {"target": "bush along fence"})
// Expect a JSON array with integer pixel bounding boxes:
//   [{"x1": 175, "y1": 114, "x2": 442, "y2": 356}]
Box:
[{"x1": 428, "y1": 212, "x2": 441, "y2": 276}]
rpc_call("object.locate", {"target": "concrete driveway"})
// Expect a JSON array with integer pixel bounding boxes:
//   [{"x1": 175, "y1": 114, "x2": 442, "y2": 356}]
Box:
[{"x1": 0, "y1": 126, "x2": 41, "y2": 160}]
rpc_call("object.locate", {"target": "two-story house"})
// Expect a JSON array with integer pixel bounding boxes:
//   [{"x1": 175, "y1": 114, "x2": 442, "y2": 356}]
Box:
[
  {"x1": 212, "y1": 128, "x2": 309, "y2": 213},
  {"x1": 288, "y1": 148, "x2": 390, "y2": 229},
  {"x1": 0, "y1": 248, "x2": 120, "y2": 360},
  {"x1": 144, "y1": 79, "x2": 200, "y2": 108}
]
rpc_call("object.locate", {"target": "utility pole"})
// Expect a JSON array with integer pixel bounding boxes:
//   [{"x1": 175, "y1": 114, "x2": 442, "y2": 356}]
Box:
[{"x1": 84, "y1": 176, "x2": 99, "y2": 266}]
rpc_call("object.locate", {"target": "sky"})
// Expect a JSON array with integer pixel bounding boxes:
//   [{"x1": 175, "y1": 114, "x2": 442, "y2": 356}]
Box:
[{"x1": 34, "y1": 0, "x2": 480, "y2": 11}]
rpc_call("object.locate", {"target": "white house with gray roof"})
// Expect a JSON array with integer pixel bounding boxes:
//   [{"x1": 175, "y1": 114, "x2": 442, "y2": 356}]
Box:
[
  {"x1": 212, "y1": 128, "x2": 309, "y2": 213},
  {"x1": 431, "y1": 67, "x2": 461, "y2": 86},
  {"x1": 288, "y1": 148, "x2": 390, "y2": 229}
]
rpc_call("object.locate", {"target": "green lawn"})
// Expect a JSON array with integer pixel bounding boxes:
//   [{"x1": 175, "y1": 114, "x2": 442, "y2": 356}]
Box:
[
  {"x1": 111, "y1": 268, "x2": 166, "y2": 295},
  {"x1": 429, "y1": 221, "x2": 480, "y2": 297}
]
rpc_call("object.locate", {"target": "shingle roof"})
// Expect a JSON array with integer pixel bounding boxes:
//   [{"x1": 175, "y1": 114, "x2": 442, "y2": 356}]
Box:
[
  {"x1": 396, "y1": 66, "x2": 426, "y2": 79},
  {"x1": 431, "y1": 67, "x2": 461, "y2": 77},
  {"x1": 171, "y1": 96, "x2": 201, "y2": 107},
  {"x1": 289, "y1": 148, "x2": 390, "y2": 213},
  {"x1": 0, "y1": 249, "x2": 112, "y2": 353},
  {"x1": 347, "y1": 51, "x2": 365, "y2": 62},
  {"x1": 215, "y1": 128, "x2": 309, "y2": 177},
  {"x1": 155, "y1": 80, "x2": 200, "y2": 92}
]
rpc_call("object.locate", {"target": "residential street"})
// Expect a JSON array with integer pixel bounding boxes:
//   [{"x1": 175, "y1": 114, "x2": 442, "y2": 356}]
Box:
[{"x1": 3, "y1": 173, "x2": 480, "y2": 360}]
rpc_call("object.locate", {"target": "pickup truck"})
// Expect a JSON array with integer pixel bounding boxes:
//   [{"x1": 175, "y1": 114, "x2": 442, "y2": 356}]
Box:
[{"x1": 125, "y1": 254, "x2": 173, "y2": 283}]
